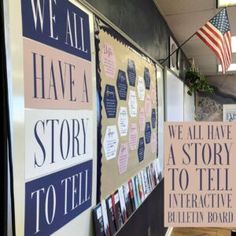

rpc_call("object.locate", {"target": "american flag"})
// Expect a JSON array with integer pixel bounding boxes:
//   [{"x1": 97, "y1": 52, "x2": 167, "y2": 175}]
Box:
[{"x1": 196, "y1": 8, "x2": 232, "y2": 74}]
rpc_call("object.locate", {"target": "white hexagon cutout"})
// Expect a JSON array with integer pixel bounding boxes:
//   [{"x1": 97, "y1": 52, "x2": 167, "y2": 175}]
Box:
[
  {"x1": 137, "y1": 76, "x2": 145, "y2": 101},
  {"x1": 128, "y1": 90, "x2": 137, "y2": 117},
  {"x1": 118, "y1": 107, "x2": 129, "y2": 136},
  {"x1": 103, "y1": 125, "x2": 119, "y2": 160}
]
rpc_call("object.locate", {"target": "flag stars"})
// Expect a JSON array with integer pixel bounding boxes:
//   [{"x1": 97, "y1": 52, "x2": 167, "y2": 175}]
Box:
[{"x1": 210, "y1": 9, "x2": 230, "y2": 35}]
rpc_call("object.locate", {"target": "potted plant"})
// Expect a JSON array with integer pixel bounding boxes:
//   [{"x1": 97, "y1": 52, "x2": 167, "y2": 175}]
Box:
[{"x1": 185, "y1": 68, "x2": 214, "y2": 96}]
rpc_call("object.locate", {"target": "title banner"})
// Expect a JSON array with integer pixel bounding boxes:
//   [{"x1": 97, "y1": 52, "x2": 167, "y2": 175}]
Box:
[
  {"x1": 21, "y1": 0, "x2": 95, "y2": 235},
  {"x1": 21, "y1": 0, "x2": 91, "y2": 61},
  {"x1": 165, "y1": 122, "x2": 236, "y2": 227}
]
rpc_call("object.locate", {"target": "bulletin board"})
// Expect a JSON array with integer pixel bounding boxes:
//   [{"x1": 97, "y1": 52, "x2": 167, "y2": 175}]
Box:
[
  {"x1": 164, "y1": 68, "x2": 184, "y2": 122},
  {"x1": 4, "y1": 0, "x2": 97, "y2": 235},
  {"x1": 98, "y1": 22, "x2": 158, "y2": 198}
]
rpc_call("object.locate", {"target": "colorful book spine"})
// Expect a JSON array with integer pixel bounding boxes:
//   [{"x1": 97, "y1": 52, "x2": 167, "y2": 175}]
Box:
[
  {"x1": 128, "y1": 179, "x2": 136, "y2": 211},
  {"x1": 122, "y1": 182, "x2": 133, "y2": 217},
  {"x1": 105, "y1": 196, "x2": 117, "y2": 235},
  {"x1": 93, "y1": 203, "x2": 105, "y2": 236},
  {"x1": 101, "y1": 200, "x2": 110, "y2": 236},
  {"x1": 118, "y1": 186, "x2": 127, "y2": 223}
]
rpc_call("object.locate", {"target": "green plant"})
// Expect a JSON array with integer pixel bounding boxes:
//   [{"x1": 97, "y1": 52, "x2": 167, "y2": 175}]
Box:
[{"x1": 185, "y1": 68, "x2": 214, "y2": 96}]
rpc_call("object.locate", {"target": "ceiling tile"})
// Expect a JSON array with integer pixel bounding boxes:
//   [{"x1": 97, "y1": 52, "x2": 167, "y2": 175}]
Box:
[{"x1": 155, "y1": 0, "x2": 236, "y2": 76}]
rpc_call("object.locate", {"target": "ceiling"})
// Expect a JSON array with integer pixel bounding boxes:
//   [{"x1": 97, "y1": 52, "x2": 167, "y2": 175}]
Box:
[{"x1": 155, "y1": 0, "x2": 236, "y2": 76}]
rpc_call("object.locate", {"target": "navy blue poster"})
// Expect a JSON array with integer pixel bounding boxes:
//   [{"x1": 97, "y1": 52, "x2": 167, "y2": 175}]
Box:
[
  {"x1": 145, "y1": 122, "x2": 151, "y2": 144},
  {"x1": 151, "y1": 109, "x2": 156, "y2": 129},
  {"x1": 127, "y1": 59, "x2": 136, "y2": 86},
  {"x1": 116, "y1": 70, "x2": 128, "y2": 100},
  {"x1": 138, "y1": 137, "x2": 145, "y2": 162},
  {"x1": 144, "y1": 68, "x2": 151, "y2": 90},
  {"x1": 104, "y1": 85, "x2": 117, "y2": 118},
  {"x1": 25, "y1": 160, "x2": 93, "y2": 236},
  {"x1": 21, "y1": 0, "x2": 91, "y2": 61}
]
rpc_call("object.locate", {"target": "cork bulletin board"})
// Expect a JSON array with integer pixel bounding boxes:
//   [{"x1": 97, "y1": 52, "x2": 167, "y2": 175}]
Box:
[{"x1": 98, "y1": 24, "x2": 158, "y2": 198}]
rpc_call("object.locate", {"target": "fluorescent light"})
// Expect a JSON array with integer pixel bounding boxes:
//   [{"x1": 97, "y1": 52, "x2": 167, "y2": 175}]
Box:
[
  {"x1": 218, "y1": 64, "x2": 236, "y2": 72},
  {"x1": 217, "y1": 0, "x2": 236, "y2": 7}
]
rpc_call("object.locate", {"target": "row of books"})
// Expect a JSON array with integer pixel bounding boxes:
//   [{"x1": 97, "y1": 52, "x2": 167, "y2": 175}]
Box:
[{"x1": 93, "y1": 159, "x2": 162, "y2": 236}]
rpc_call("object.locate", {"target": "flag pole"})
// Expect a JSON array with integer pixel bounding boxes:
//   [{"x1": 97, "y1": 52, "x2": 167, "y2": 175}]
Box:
[
  {"x1": 159, "y1": 7, "x2": 227, "y2": 66},
  {"x1": 159, "y1": 32, "x2": 196, "y2": 65}
]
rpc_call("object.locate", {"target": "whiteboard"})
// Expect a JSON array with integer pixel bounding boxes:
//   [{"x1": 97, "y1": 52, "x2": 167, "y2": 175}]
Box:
[
  {"x1": 223, "y1": 104, "x2": 236, "y2": 121},
  {"x1": 164, "y1": 68, "x2": 184, "y2": 121},
  {"x1": 184, "y1": 85, "x2": 195, "y2": 121}
]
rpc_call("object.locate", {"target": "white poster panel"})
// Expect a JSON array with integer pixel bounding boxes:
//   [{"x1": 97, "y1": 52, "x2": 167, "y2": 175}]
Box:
[{"x1": 25, "y1": 110, "x2": 93, "y2": 180}]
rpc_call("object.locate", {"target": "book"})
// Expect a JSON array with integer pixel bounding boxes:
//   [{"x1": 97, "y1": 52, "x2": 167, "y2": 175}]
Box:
[
  {"x1": 118, "y1": 186, "x2": 127, "y2": 223},
  {"x1": 134, "y1": 175, "x2": 141, "y2": 206},
  {"x1": 105, "y1": 195, "x2": 117, "y2": 235},
  {"x1": 101, "y1": 200, "x2": 110, "y2": 236},
  {"x1": 148, "y1": 165, "x2": 155, "y2": 190},
  {"x1": 140, "y1": 170, "x2": 148, "y2": 198},
  {"x1": 93, "y1": 203, "x2": 105, "y2": 236},
  {"x1": 153, "y1": 160, "x2": 160, "y2": 185},
  {"x1": 143, "y1": 169, "x2": 151, "y2": 196},
  {"x1": 146, "y1": 166, "x2": 153, "y2": 191},
  {"x1": 150, "y1": 162, "x2": 157, "y2": 187},
  {"x1": 156, "y1": 158, "x2": 163, "y2": 180},
  {"x1": 128, "y1": 179, "x2": 136, "y2": 211},
  {"x1": 122, "y1": 182, "x2": 133, "y2": 217},
  {"x1": 112, "y1": 191, "x2": 123, "y2": 231},
  {"x1": 137, "y1": 172, "x2": 145, "y2": 202},
  {"x1": 131, "y1": 177, "x2": 139, "y2": 209}
]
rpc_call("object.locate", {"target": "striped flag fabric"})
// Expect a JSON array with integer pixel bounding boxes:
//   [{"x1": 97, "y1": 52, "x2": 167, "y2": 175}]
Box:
[{"x1": 196, "y1": 8, "x2": 232, "y2": 74}]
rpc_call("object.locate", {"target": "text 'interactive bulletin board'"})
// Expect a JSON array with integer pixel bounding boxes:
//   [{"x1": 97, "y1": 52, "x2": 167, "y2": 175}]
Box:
[{"x1": 98, "y1": 24, "x2": 158, "y2": 198}]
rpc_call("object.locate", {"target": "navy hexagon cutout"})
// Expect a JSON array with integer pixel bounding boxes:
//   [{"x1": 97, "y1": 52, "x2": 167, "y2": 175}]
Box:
[
  {"x1": 104, "y1": 85, "x2": 117, "y2": 118},
  {"x1": 151, "y1": 109, "x2": 156, "y2": 129},
  {"x1": 144, "y1": 67, "x2": 151, "y2": 90},
  {"x1": 145, "y1": 122, "x2": 151, "y2": 144},
  {"x1": 127, "y1": 59, "x2": 136, "y2": 86},
  {"x1": 138, "y1": 137, "x2": 145, "y2": 162},
  {"x1": 116, "y1": 70, "x2": 128, "y2": 100}
]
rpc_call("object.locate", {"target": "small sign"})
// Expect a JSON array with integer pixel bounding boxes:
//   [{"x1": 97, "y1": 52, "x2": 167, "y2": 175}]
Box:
[
  {"x1": 104, "y1": 85, "x2": 117, "y2": 119},
  {"x1": 151, "y1": 109, "x2": 157, "y2": 129},
  {"x1": 118, "y1": 107, "x2": 129, "y2": 136},
  {"x1": 145, "y1": 94, "x2": 151, "y2": 117},
  {"x1": 103, "y1": 125, "x2": 119, "y2": 160},
  {"x1": 139, "y1": 107, "x2": 146, "y2": 132},
  {"x1": 102, "y1": 43, "x2": 117, "y2": 79},
  {"x1": 151, "y1": 133, "x2": 157, "y2": 154},
  {"x1": 137, "y1": 76, "x2": 145, "y2": 101},
  {"x1": 127, "y1": 59, "x2": 136, "y2": 86},
  {"x1": 144, "y1": 67, "x2": 150, "y2": 90},
  {"x1": 145, "y1": 122, "x2": 151, "y2": 144},
  {"x1": 129, "y1": 123, "x2": 138, "y2": 151},
  {"x1": 128, "y1": 90, "x2": 137, "y2": 117},
  {"x1": 118, "y1": 143, "x2": 129, "y2": 174},
  {"x1": 117, "y1": 70, "x2": 128, "y2": 100},
  {"x1": 138, "y1": 137, "x2": 145, "y2": 162}
]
